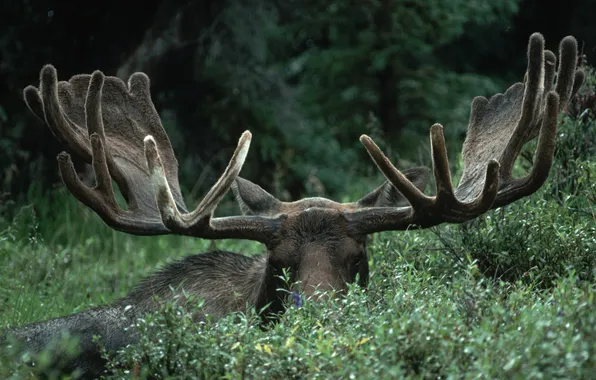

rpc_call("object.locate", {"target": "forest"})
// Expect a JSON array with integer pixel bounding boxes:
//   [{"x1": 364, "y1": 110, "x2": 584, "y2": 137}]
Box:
[
  {"x1": 0, "y1": 0, "x2": 594, "y2": 200},
  {"x1": 0, "y1": 1, "x2": 595, "y2": 378}
]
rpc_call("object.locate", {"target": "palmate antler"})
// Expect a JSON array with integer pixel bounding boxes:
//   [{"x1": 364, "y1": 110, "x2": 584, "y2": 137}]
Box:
[
  {"x1": 24, "y1": 66, "x2": 281, "y2": 241},
  {"x1": 346, "y1": 33, "x2": 585, "y2": 233},
  {"x1": 24, "y1": 32, "x2": 584, "y2": 241}
]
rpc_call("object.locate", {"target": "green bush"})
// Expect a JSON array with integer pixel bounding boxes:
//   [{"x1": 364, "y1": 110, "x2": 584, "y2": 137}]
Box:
[
  {"x1": 78, "y1": 272, "x2": 596, "y2": 378},
  {"x1": 437, "y1": 197, "x2": 595, "y2": 287}
]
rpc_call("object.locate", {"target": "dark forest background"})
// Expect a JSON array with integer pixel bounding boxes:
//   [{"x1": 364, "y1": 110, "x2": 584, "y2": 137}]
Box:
[{"x1": 1, "y1": 0, "x2": 595, "y2": 204}]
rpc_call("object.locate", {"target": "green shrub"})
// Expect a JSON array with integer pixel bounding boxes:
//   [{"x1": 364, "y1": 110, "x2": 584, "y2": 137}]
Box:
[{"x1": 94, "y1": 271, "x2": 596, "y2": 379}]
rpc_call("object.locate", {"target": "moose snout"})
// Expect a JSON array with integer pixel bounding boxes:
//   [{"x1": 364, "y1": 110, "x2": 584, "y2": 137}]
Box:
[{"x1": 295, "y1": 270, "x2": 347, "y2": 302}]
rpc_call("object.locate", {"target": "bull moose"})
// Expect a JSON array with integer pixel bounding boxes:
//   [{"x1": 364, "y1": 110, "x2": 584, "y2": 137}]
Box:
[{"x1": 2, "y1": 33, "x2": 585, "y2": 378}]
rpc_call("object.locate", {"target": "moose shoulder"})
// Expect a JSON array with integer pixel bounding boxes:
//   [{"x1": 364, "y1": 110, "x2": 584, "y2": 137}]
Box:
[{"x1": 3, "y1": 33, "x2": 585, "y2": 378}]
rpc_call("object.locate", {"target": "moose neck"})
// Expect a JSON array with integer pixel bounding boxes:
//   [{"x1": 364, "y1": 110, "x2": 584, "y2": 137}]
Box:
[{"x1": 119, "y1": 250, "x2": 294, "y2": 321}]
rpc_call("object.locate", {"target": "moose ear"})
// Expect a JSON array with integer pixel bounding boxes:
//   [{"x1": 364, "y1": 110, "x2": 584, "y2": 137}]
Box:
[
  {"x1": 232, "y1": 177, "x2": 282, "y2": 216},
  {"x1": 356, "y1": 166, "x2": 430, "y2": 208}
]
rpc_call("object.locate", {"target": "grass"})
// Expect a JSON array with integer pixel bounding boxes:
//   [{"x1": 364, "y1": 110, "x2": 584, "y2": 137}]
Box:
[{"x1": 1, "y1": 73, "x2": 595, "y2": 378}]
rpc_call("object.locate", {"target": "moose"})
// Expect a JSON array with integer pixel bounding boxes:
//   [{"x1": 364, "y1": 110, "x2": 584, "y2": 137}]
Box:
[{"x1": 2, "y1": 33, "x2": 585, "y2": 378}]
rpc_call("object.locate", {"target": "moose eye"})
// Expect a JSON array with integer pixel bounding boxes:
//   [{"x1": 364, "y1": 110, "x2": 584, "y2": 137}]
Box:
[
  {"x1": 353, "y1": 258, "x2": 362, "y2": 268},
  {"x1": 349, "y1": 255, "x2": 364, "y2": 281},
  {"x1": 351, "y1": 256, "x2": 364, "y2": 273}
]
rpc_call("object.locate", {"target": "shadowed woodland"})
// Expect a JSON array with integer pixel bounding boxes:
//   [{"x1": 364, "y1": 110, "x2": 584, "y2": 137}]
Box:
[
  {"x1": 0, "y1": 1, "x2": 595, "y2": 379},
  {"x1": 0, "y1": 0, "x2": 594, "y2": 202}
]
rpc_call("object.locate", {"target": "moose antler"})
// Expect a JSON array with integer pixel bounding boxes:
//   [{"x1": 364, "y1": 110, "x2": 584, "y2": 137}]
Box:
[
  {"x1": 347, "y1": 33, "x2": 585, "y2": 233},
  {"x1": 24, "y1": 33, "x2": 584, "y2": 242},
  {"x1": 24, "y1": 66, "x2": 282, "y2": 241}
]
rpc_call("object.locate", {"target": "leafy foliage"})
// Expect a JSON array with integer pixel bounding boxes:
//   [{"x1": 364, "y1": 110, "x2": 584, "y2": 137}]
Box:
[{"x1": 97, "y1": 274, "x2": 595, "y2": 379}]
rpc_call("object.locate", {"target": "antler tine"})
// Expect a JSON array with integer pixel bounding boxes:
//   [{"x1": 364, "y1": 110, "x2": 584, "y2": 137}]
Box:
[
  {"x1": 359, "y1": 134, "x2": 432, "y2": 210},
  {"x1": 145, "y1": 131, "x2": 282, "y2": 241},
  {"x1": 429, "y1": 124, "x2": 500, "y2": 219},
  {"x1": 429, "y1": 124, "x2": 456, "y2": 200},
  {"x1": 23, "y1": 85, "x2": 45, "y2": 123},
  {"x1": 194, "y1": 132, "x2": 251, "y2": 217},
  {"x1": 146, "y1": 131, "x2": 251, "y2": 232},
  {"x1": 543, "y1": 50, "x2": 556, "y2": 94},
  {"x1": 526, "y1": 92, "x2": 560, "y2": 182},
  {"x1": 555, "y1": 36, "x2": 579, "y2": 109},
  {"x1": 57, "y1": 137, "x2": 114, "y2": 224},
  {"x1": 85, "y1": 72, "x2": 108, "y2": 144},
  {"x1": 500, "y1": 33, "x2": 545, "y2": 177},
  {"x1": 546, "y1": 41, "x2": 587, "y2": 108},
  {"x1": 81, "y1": 72, "x2": 114, "y2": 194},
  {"x1": 26, "y1": 65, "x2": 92, "y2": 161}
]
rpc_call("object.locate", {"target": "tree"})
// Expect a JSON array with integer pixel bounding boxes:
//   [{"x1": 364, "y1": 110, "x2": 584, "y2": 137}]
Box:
[{"x1": 278, "y1": 0, "x2": 520, "y2": 147}]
